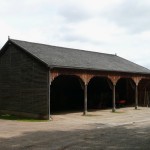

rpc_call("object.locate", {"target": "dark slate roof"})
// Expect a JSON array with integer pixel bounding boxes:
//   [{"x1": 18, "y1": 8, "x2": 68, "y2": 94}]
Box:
[{"x1": 6, "y1": 39, "x2": 150, "y2": 74}]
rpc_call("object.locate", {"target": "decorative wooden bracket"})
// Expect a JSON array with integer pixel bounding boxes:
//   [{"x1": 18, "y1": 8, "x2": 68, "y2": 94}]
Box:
[
  {"x1": 132, "y1": 77, "x2": 142, "y2": 86},
  {"x1": 50, "y1": 70, "x2": 60, "y2": 82},
  {"x1": 50, "y1": 70, "x2": 94, "y2": 86},
  {"x1": 80, "y1": 74, "x2": 94, "y2": 85},
  {"x1": 108, "y1": 75, "x2": 120, "y2": 86}
]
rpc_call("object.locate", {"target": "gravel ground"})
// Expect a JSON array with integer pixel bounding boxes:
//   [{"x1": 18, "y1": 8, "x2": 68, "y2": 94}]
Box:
[{"x1": 0, "y1": 107, "x2": 150, "y2": 150}]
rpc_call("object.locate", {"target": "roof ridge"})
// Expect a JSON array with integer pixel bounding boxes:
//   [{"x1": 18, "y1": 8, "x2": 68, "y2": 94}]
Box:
[{"x1": 10, "y1": 38, "x2": 116, "y2": 57}]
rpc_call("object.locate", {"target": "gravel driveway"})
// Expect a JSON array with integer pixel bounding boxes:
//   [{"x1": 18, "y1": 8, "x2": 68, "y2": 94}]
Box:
[{"x1": 0, "y1": 107, "x2": 150, "y2": 150}]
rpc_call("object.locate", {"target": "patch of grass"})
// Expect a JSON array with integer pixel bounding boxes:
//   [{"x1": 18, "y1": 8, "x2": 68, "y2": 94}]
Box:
[
  {"x1": 0, "y1": 114, "x2": 48, "y2": 122},
  {"x1": 82, "y1": 114, "x2": 101, "y2": 117},
  {"x1": 111, "y1": 111, "x2": 125, "y2": 113}
]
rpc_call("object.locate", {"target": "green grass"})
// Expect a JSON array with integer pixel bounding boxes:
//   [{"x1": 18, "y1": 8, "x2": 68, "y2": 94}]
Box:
[
  {"x1": 111, "y1": 111, "x2": 125, "y2": 113},
  {"x1": 82, "y1": 114, "x2": 101, "y2": 117},
  {"x1": 0, "y1": 114, "x2": 48, "y2": 122}
]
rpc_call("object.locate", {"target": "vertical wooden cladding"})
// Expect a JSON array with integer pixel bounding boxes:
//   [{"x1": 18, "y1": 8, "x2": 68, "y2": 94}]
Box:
[
  {"x1": 0, "y1": 44, "x2": 48, "y2": 116},
  {"x1": 0, "y1": 48, "x2": 11, "y2": 110}
]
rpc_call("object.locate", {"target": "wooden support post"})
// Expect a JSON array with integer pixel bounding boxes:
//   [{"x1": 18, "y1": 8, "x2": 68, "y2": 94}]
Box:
[
  {"x1": 112, "y1": 83, "x2": 116, "y2": 112},
  {"x1": 80, "y1": 74, "x2": 93, "y2": 116},
  {"x1": 135, "y1": 84, "x2": 138, "y2": 109},
  {"x1": 83, "y1": 83, "x2": 88, "y2": 115},
  {"x1": 132, "y1": 77, "x2": 142, "y2": 110},
  {"x1": 108, "y1": 76, "x2": 120, "y2": 112},
  {"x1": 48, "y1": 71, "x2": 51, "y2": 120}
]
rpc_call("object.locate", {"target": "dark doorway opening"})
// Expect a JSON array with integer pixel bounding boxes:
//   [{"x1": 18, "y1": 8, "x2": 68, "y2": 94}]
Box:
[
  {"x1": 116, "y1": 78, "x2": 134, "y2": 107},
  {"x1": 87, "y1": 77, "x2": 112, "y2": 110},
  {"x1": 51, "y1": 75, "x2": 84, "y2": 113}
]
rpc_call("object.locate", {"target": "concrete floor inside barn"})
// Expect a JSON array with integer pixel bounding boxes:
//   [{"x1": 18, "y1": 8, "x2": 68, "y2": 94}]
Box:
[{"x1": 1, "y1": 107, "x2": 150, "y2": 149}]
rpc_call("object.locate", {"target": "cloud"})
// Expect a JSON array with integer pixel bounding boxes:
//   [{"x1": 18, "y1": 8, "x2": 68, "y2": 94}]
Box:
[
  {"x1": 57, "y1": 4, "x2": 91, "y2": 23},
  {"x1": 0, "y1": 0, "x2": 150, "y2": 68},
  {"x1": 103, "y1": 0, "x2": 150, "y2": 33}
]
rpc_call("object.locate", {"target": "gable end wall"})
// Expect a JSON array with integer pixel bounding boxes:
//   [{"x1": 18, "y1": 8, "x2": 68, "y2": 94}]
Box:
[{"x1": 0, "y1": 44, "x2": 49, "y2": 118}]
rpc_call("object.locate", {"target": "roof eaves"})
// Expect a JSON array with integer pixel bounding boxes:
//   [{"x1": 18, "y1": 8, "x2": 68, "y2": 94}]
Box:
[
  {"x1": 116, "y1": 55, "x2": 150, "y2": 72},
  {"x1": 49, "y1": 64, "x2": 150, "y2": 75}
]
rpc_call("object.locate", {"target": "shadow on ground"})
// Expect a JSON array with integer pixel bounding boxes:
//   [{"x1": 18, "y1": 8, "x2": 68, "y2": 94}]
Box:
[{"x1": 0, "y1": 123, "x2": 150, "y2": 150}]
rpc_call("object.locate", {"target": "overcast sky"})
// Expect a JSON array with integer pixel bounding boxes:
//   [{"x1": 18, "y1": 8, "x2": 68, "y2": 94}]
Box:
[{"x1": 1, "y1": 0, "x2": 150, "y2": 68}]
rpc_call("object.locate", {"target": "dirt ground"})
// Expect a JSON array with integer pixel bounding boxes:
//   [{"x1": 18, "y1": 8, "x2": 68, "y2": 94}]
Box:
[{"x1": 1, "y1": 107, "x2": 150, "y2": 150}]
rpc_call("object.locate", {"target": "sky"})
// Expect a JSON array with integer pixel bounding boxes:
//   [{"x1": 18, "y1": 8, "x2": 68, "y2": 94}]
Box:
[{"x1": 0, "y1": 0, "x2": 150, "y2": 68}]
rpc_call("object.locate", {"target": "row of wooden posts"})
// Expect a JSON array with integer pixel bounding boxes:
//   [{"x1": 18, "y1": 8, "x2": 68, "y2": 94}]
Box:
[{"x1": 83, "y1": 78, "x2": 139, "y2": 115}]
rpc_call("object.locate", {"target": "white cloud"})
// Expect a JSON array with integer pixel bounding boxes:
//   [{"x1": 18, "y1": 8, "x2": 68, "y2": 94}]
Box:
[
  {"x1": 0, "y1": 0, "x2": 150, "y2": 68},
  {"x1": 104, "y1": 0, "x2": 150, "y2": 33}
]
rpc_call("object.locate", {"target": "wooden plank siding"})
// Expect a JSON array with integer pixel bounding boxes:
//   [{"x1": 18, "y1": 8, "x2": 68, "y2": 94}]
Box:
[{"x1": 0, "y1": 44, "x2": 49, "y2": 118}]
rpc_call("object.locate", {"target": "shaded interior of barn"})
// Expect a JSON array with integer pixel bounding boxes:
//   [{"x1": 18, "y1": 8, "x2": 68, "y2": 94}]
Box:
[
  {"x1": 87, "y1": 77, "x2": 112, "y2": 109},
  {"x1": 50, "y1": 75, "x2": 84, "y2": 113},
  {"x1": 50, "y1": 75, "x2": 147, "y2": 113},
  {"x1": 116, "y1": 78, "x2": 135, "y2": 107},
  {"x1": 88, "y1": 77, "x2": 135, "y2": 110}
]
